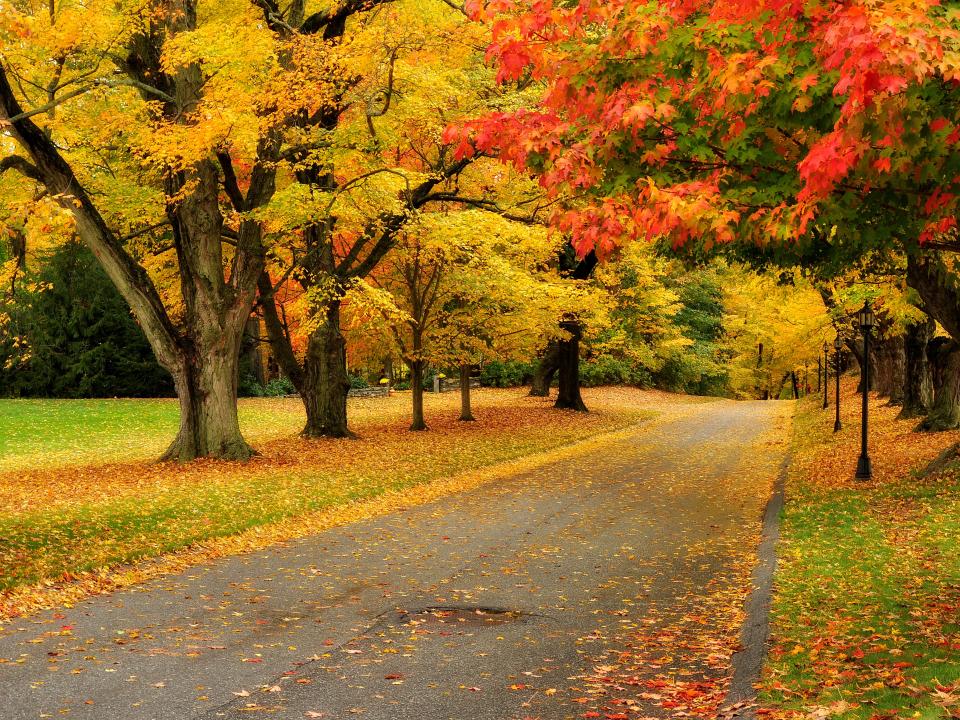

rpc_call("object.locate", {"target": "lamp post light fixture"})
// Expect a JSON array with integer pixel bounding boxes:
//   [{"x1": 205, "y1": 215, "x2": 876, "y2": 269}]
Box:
[
  {"x1": 823, "y1": 341, "x2": 830, "y2": 410},
  {"x1": 855, "y1": 302, "x2": 876, "y2": 480},
  {"x1": 833, "y1": 335, "x2": 843, "y2": 433}
]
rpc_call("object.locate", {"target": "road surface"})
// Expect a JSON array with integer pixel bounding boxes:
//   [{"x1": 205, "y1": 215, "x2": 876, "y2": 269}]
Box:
[{"x1": 0, "y1": 400, "x2": 791, "y2": 719}]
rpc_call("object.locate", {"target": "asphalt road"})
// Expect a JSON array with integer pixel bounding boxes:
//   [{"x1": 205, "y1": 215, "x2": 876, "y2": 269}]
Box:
[{"x1": 0, "y1": 400, "x2": 790, "y2": 720}]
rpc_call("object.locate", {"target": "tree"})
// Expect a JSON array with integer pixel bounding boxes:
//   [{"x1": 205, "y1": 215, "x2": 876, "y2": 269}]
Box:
[
  {"x1": 254, "y1": 0, "x2": 542, "y2": 437},
  {"x1": 454, "y1": 0, "x2": 960, "y2": 420},
  {"x1": 362, "y1": 208, "x2": 568, "y2": 430},
  {"x1": 0, "y1": 240, "x2": 172, "y2": 398},
  {"x1": 1, "y1": 0, "x2": 447, "y2": 458}
]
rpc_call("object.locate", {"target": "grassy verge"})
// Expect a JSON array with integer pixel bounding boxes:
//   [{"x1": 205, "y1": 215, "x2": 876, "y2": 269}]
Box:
[
  {"x1": 760, "y1": 379, "x2": 960, "y2": 719},
  {"x1": 0, "y1": 387, "x2": 680, "y2": 617}
]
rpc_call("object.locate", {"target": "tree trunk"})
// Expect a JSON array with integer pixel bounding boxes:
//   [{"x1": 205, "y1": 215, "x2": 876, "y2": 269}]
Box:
[
  {"x1": 410, "y1": 360, "x2": 428, "y2": 431},
  {"x1": 885, "y1": 336, "x2": 906, "y2": 406},
  {"x1": 874, "y1": 336, "x2": 905, "y2": 404},
  {"x1": 555, "y1": 319, "x2": 588, "y2": 412},
  {"x1": 301, "y1": 300, "x2": 352, "y2": 438},
  {"x1": 530, "y1": 341, "x2": 560, "y2": 397},
  {"x1": 459, "y1": 364, "x2": 475, "y2": 422},
  {"x1": 790, "y1": 371, "x2": 800, "y2": 400},
  {"x1": 243, "y1": 316, "x2": 266, "y2": 385},
  {"x1": 918, "y1": 340, "x2": 960, "y2": 432},
  {"x1": 162, "y1": 341, "x2": 252, "y2": 462},
  {"x1": 899, "y1": 317, "x2": 935, "y2": 419}
]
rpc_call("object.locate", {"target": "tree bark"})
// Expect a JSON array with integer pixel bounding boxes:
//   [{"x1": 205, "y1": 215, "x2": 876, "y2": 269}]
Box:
[
  {"x1": 409, "y1": 359, "x2": 428, "y2": 431},
  {"x1": 555, "y1": 319, "x2": 588, "y2": 412},
  {"x1": 162, "y1": 340, "x2": 250, "y2": 461},
  {"x1": 790, "y1": 371, "x2": 800, "y2": 400},
  {"x1": 301, "y1": 300, "x2": 352, "y2": 438},
  {"x1": 459, "y1": 363, "x2": 475, "y2": 422},
  {"x1": 530, "y1": 341, "x2": 560, "y2": 397},
  {"x1": 899, "y1": 316, "x2": 935, "y2": 419},
  {"x1": 874, "y1": 336, "x2": 905, "y2": 405},
  {"x1": 918, "y1": 340, "x2": 960, "y2": 432}
]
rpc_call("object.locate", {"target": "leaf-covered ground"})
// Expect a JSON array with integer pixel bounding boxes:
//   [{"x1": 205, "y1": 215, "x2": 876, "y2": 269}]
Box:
[
  {"x1": 0, "y1": 388, "x2": 683, "y2": 620},
  {"x1": 761, "y1": 380, "x2": 960, "y2": 720}
]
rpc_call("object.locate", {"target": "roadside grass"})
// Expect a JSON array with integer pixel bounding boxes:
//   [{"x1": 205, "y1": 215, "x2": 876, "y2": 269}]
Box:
[
  {"x1": 0, "y1": 387, "x2": 680, "y2": 617},
  {"x1": 761, "y1": 379, "x2": 960, "y2": 719}
]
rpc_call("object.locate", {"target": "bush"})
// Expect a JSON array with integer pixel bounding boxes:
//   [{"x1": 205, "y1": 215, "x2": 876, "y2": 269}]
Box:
[
  {"x1": 242, "y1": 376, "x2": 296, "y2": 397},
  {"x1": 579, "y1": 356, "x2": 650, "y2": 387},
  {"x1": 238, "y1": 373, "x2": 266, "y2": 397},
  {"x1": 349, "y1": 373, "x2": 369, "y2": 390},
  {"x1": 480, "y1": 360, "x2": 534, "y2": 388}
]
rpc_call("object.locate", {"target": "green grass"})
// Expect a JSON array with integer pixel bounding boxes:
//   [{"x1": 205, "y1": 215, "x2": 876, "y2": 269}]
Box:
[
  {"x1": 0, "y1": 398, "x2": 303, "y2": 472},
  {"x1": 761, "y1": 398, "x2": 960, "y2": 719}
]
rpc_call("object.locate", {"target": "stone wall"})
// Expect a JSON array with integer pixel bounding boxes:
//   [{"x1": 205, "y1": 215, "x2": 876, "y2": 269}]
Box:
[
  {"x1": 348, "y1": 386, "x2": 391, "y2": 399},
  {"x1": 434, "y1": 377, "x2": 481, "y2": 393}
]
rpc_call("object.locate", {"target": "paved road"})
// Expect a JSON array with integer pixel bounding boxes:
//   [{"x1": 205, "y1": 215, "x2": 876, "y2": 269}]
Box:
[{"x1": 0, "y1": 401, "x2": 790, "y2": 720}]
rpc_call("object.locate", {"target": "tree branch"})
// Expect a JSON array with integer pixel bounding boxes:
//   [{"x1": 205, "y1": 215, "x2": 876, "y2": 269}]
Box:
[{"x1": 0, "y1": 155, "x2": 43, "y2": 182}]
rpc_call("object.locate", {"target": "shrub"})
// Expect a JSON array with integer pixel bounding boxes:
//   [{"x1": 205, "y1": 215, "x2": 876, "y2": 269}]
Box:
[
  {"x1": 262, "y1": 377, "x2": 296, "y2": 397},
  {"x1": 349, "y1": 373, "x2": 369, "y2": 390},
  {"x1": 579, "y1": 356, "x2": 650, "y2": 387},
  {"x1": 480, "y1": 360, "x2": 534, "y2": 388}
]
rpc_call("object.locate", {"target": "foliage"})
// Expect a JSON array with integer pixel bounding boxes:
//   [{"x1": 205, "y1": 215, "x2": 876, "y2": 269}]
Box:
[
  {"x1": 241, "y1": 376, "x2": 297, "y2": 398},
  {"x1": 654, "y1": 269, "x2": 730, "y2": 396},
  {"x1": 578, "y1": 356, "x2": 650, "y2": 388},
  {"x1": 0, "y1": 241, "x2": 172, "y2": 398},
  {"x1": 480, "y1": 360, "x2": 534, "y2": 388},
  {"x1": 454, "y1": 0, "x2": 960, "y2": 260}
]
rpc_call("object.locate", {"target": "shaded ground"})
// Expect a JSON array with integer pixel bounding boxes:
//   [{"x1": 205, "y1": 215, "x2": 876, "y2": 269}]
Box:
[{"x1": 0, "y1": 399, "x2": 790, "y2": 720}]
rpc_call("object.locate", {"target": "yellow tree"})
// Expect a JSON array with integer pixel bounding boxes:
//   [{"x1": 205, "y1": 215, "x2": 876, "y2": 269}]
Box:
[
  {"x1": 0, "y1": 0, "x2": 421, "y2": 459},
  {"x1": 722, "y1": 267, "x2": 831, "y2": 399},
  {"x1": 361, "y1": 208, "x2": 569, "y2": 430},
  {"x1": 254, "y1": 0, "x2": 544, "y2": 436}
]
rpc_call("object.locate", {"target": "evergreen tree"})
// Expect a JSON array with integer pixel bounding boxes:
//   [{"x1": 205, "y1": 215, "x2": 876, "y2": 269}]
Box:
[{"x1": 0, "y1": 241, "x2": 172, "y2": 398}]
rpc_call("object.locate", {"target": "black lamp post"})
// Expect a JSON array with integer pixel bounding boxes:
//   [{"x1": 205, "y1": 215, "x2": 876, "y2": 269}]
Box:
[
  {"x1": 833, "y1": 335, "x2": 843, "y2": 433},
  {"x1": 855, "y1": 302, "x2": 875, "y2": 480},
  {"x1": 822, "y1": 342, "x2": 830, "y2": 410}
]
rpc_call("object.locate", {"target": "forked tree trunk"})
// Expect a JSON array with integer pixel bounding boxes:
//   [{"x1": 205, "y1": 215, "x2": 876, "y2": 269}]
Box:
[
  {"x1": 900, "y1": 317, "x2": 935, "y2": 420},
  {"x1": 459, "y1": 364, "x2": 475, "y2": 422},
  {"x1": 555, "y1": 319, "x2": 588, "y2": 412},
  {"x1": 530, "y1": 341, "x2": 560, "y2": 397},
  {"x1": 919, "y1": 341, "x2": 960, "y2": 432},
  {"x1": 409, "y1": 360, "x2": 428, "y2": 431},
  {"x1": 301, "y1": 300, "x2": 352, "y2": 438}
]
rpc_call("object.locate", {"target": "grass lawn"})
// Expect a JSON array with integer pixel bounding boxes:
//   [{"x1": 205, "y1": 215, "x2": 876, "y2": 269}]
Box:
[
  {"x1": 0, "y1": 387, "x2": 671, "y2": 618},
  {"x1": 760, "y1": 379, "x2": 960, "y2": 719}
]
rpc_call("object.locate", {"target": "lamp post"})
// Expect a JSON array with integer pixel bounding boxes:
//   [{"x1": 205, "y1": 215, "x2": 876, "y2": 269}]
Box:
[
  {"x1": 833, "y1": 335, "x2": 843, "y2": 433},
  {"x1": 855, "y1": 302, "x2": 875, "y2": 480},
  {"x1": 823, "y1": 342, "x2": 830, "y2": 409}
]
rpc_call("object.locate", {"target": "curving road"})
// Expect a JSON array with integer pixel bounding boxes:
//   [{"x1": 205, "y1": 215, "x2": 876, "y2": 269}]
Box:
[{"x1": 0, "y1": 400, "x2": 791, "y2": 720}]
